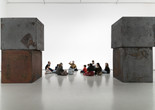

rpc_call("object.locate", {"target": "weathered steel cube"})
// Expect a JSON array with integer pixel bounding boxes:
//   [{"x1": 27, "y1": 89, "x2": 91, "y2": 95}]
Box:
[
  {"x1": 1, "y1": 18, "x2": 44, "y2": 50},
  {"x1": 112, "y1": 17, "x2": 155, "y2": 48},
  {"x1": 1, "y1": 18, "x2": 44, "y2": 83},
  {"x1": 2, "y1": 50, "x2": 42, "y2": 83},
  {"x1": 113, "y1": 48, "x2": 153, "y2": 82}
]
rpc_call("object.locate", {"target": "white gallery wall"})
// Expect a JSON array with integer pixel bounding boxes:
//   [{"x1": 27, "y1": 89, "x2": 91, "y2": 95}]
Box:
[
  {"x1": 4, "y1": 3, "x2": 155, "y2": 69},
  {"x1": 0, "y1": 0, "x2": 7, "y2": 71},
  {"x1": 0, "y1": 0, "x2": 6, "y2": 17}
]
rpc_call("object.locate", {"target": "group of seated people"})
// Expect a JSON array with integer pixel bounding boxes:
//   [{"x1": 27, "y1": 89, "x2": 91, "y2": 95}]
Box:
[
  {"x1": 45, "y1": 60, "x2": 110, "y2": 76},
  {"x1": 45, "y1": 61, "x2": 78, "y2": 76},
  {"x1": 81, "y1": 60, "x2": 110, "y2": 76}
]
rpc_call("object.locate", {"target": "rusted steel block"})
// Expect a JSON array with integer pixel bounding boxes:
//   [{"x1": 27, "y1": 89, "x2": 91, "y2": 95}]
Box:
[
  {"x1": 1, "y1": 18, "x2": 44, "y2": 50},
  {"x1": 2, "y1": 50, "x2": 42, "y2": 83},
  {"x1": 112, "y1": 17, "x2": 155, "y2": 48},
  {"x1": 113, "y1": 48, "x2": 153, "y2": 82}
]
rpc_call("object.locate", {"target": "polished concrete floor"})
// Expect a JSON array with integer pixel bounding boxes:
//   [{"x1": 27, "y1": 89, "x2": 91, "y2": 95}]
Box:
[{"x1": 0, "y1": 71, "x2": 155, "y2": 110}]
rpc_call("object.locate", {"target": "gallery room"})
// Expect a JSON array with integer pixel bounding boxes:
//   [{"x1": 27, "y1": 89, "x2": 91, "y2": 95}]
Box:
[{"x1": 0, "y1": 0, "x2": 155, "y2": 110}]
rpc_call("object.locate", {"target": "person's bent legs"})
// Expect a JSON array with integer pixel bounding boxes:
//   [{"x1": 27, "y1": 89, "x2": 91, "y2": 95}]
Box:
[{"x1": 49, "y1": 68, "x2": 53, "y2": 72}]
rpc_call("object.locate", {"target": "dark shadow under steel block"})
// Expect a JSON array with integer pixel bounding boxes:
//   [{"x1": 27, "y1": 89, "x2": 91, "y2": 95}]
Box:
[
  {"x1": 2, "y1": 50, "x2": 42, "y2": 83},
  {"x1": 113, "y1": 48, "x2": 153, "y2": 82}
]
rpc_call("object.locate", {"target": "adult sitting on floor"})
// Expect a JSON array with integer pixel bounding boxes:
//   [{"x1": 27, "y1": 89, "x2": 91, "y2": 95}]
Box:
[
  {"x1": 92, "y1": 60, "x2": 95, "y2": 67},
  {"x1": 95, "y1": 63, "x2": 102, "y2": 76},
  {"x1": 56, "y1": 63, "x2": 68, "y2": 76},
  {"x1": 84, "y1": 64, "x2": 95, "y2": 76},
  {"x1": 102, "y1": 63, "x2": 110, "y2": 74},
  {"x1": 68, "y1": 61, "x2": 75, "y2": 75},
  {"x1": 68, "y1": 67, "x2": 75, "y2": 75},
  {"x1": 45, "y1": 61, "x2": 53, "y2": 73},
  {"x1": 69, "y1": 61, "x2": 78, "y2": 71},
  {"x1": 45, "y1": 65, "x2": 52, "y2": 74}
]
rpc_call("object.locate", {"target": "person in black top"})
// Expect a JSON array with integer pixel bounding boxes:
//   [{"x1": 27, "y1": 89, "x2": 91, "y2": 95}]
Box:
[
  {"x1": 95, "y1": 63, "x2": 102, "y2": 75},
  {"x1": 103, "y1": 63, "x2": 110, "y2": 74},
  {"x1": 45, "y1": 61, "x2": 53, "y2": 72},
  {"x1": 84, "y1": 63, "x2": 95, "y2": 76},
  {"x1": 87, "y1": 64, "x2": 95, "y2": 72}
]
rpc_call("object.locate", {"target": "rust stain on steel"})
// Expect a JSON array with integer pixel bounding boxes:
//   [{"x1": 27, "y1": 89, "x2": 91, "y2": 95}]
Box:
[
  {"x1": 21, "y1": 33, "x2": 36, "y2": 49},
  {"x1": 2, "y1": 50, "x2": 42, "y2": 83},
  {"x1": 124, "y1": 48, "x2": 149, "y2": 59},
  {"x1": 32, "y1": 51, "x2": 42, "y2": 81},
  {"x1": 113, "y1": 49, "x2": 123, "y2": 81},
  {"x1": 136, "y1": 77, "x2": 144, "y2": 81},
  {"x1": 6, "y1": 64, "x2": 11, "y2": 80},
  {"x1": 1, "y1": 24, "x2": 4, "y2": 30},
  {"x1": 129, "y1": 50, "x2": 148, "y2": 59}
]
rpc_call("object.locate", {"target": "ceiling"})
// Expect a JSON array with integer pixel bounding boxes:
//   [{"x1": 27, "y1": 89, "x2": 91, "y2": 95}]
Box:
[{"x1": 7, "y1": 0, "x2": 155, "y2": 4}]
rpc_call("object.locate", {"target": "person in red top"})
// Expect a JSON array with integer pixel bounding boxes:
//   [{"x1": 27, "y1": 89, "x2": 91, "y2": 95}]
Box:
[{"x1": 80, "y1": 65, "x2": 87, "y2": 73}]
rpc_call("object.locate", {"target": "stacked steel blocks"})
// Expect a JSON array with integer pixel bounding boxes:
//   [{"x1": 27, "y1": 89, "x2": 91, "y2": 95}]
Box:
[
  {"x1": 1, "y1": 18, "x2": 44, "y2": 83},
  {"x1": 112, "y1": 17, "x2": 154, "y2": 82}
]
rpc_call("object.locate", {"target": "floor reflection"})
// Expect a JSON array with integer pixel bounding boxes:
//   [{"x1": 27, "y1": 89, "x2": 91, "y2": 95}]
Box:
[
  {"x1": 68, "y1": 72, "x2": 77, "y2": 84},
  {"x1": 95, "y1": 75, "x2": 103, "y2": 87},
  {"x1": 85, "y1": 76, "x2": 95, "y2": 88},
  {"x1": 0, "y1": 71, "x2": 154, "y2": 110},
  {"x1": 56, "y1": 75, "x2": 67, "y2": 87},
  {"x1": 84, "y1": 75, "x2": 109, "y2": 88},
  {"x1": 45, "y1": 74, "x2": 54, "y2": 83},
  {"x1": 112, "y1": 78, "x2": 154, "y2": 110},
  {"x1": 104, "y1": 74, "x2": 110, "y2": 85},
  {"x1": 0, "y1": 78, "x2": 43, "y2": 110}
]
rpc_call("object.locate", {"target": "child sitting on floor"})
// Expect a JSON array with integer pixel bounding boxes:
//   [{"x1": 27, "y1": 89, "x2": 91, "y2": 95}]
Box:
[{"x1": 80, "y1": 65, "x2": 87, "y2": 73}]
